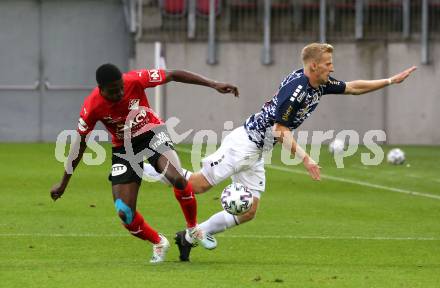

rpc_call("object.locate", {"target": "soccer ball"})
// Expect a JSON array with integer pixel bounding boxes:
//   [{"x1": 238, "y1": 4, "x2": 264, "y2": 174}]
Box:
[
  {"x1": 387, "y1": 148, "x2": 405, "y2": 165},
  {"x1": 329, "y1": 139, "x2": 345, "y2": 154},
  {"x1": 221, "y1": 183, "x2": 253, "y2": 215}
]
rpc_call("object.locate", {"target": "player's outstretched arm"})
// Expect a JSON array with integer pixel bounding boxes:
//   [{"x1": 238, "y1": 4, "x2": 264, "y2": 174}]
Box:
[
  {"x1": 50, "y1": 134, "x2": 87, "y2": 201},
  {"x1": 344, "y1": 66, "x2": 416, "y2": 95},
  {"x1": 273, "y1": 123, "x2": 321, "y2": 181},
  {"x1": 165, "y1": 70, "x2": 239, "y2": 97}
]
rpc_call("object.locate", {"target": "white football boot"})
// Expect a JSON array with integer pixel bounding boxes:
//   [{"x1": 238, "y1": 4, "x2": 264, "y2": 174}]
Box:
[
  {"x1": 185, "y1": 225, "x2": 217, "y2": 250},
  {"x1": 150, "y1": 234, "x2": 170, "y2": 263}
]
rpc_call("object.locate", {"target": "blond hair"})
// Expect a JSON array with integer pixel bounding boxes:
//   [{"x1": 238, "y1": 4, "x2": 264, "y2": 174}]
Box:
[{"x1": 301, "y1": 43, "x2": 334, "y2": 64}]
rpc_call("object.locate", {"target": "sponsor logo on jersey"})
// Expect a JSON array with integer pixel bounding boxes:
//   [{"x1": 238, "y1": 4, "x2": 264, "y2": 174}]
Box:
[
  {"x1": 148, "y1": 69, "x2": 161, "y2": 82},
  {"x1": 282, "y1": 105, "x2": 293, "y2": 121},
  {"x1": 298, "y1": 107, "x2": 310, "y2": 118},
  {"x1": 150, "y1": 131, "x2": 172, "y2": 150},
  {"x1": 128, "y1": 99, "x2": 140, "y2": 110},
  {"x1": 78, "y1": 117, "x2": 88, "y2": 132},
  {"x1": 297, "y1": 91, "x2": 306, "y2": 102},
  {"x1": 115, "y1": 109, "x2": 148, "y2": 138},
  {"x1": 111, "y1": 164, "x2": 127, "y2": 176},
  {"x1": 329, "y1": 80, "x2": 340, "y2": 85},
  {"x1": 311, "y1": 92, "x2": 320, "y2": 105}
]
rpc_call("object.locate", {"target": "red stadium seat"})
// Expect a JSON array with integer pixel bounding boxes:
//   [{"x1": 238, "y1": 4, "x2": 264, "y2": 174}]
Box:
[
  {"x1": 197, "y1": 0, "x2": 221, "y2": 16},
  {"x1": 160, "y1": 0, "x2": 187, "y2": 16}
]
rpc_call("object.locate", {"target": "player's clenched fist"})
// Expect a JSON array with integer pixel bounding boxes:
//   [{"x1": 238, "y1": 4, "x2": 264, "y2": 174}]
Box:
[{"x1": 212, "y1": 82, "x2": 239, "y2": 97}]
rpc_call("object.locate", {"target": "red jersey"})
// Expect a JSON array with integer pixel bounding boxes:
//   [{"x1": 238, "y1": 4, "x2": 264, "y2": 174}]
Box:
[{"x1": 77, "y1": 69, "x2": 166, "y2": 147}]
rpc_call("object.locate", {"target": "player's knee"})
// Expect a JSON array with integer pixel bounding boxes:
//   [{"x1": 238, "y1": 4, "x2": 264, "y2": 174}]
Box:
[
  {"x1": 242, "y1": 209, "x2": 257, "y2": 222},
  {"x1": 191, "y1": 181, "x2": 210, "y2": 194},
  {"x1": 189, "y1": 174, "x2": 212, "y2": 194},
  {"x1": 238, "y1": 205, "x2": 258, "y2": 223},
  {"x1": 114, "y1": 198, "x2": 134, "y2": 225}
]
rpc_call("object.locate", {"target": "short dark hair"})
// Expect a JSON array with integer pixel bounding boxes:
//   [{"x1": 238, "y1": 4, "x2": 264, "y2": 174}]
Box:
[{"x1": 96, "y1": 63, "x2": 122, "y2": 87}]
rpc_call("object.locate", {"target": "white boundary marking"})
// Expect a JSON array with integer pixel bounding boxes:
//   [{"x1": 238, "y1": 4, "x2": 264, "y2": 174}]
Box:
[
  {"x1": 267, "y1": 165, "x2": 440, "y2": 200},
  {"x1": 175, "y1": 147, "x2": 440, "y2": 201},
  {"x1": 0, "y1": 233, "x2": 439, "y2": 241}
]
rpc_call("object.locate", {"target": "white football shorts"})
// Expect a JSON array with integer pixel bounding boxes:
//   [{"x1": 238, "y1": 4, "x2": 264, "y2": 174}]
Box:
[{"x1": 201, "y1": 126, "x2": 265, "y2": 197}]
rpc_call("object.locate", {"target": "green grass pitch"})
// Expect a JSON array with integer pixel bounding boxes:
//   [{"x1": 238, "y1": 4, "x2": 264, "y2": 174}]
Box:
[{"x1": 1, "y1": 143, "x2": 440, "y2": 287}]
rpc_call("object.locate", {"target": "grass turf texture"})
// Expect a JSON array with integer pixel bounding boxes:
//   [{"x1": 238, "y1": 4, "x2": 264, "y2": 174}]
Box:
[{"x1": 1, "y1": 143, "x2": 440, "y2": 287}]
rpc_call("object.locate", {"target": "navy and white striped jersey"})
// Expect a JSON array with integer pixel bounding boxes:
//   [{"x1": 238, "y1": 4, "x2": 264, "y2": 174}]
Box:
[{"x1": 244, "y1": 69, "x2": 346, "y2": 149}]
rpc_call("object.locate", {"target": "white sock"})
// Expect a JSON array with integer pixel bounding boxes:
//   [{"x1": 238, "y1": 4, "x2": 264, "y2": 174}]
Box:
[{"x1": 199, "y1": 210, "x2": 239, "y2": 235}]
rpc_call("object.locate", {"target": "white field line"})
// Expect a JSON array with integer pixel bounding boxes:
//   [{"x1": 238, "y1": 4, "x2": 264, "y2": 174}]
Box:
[
  {"x1": 175, "y1": 147, "x2": 440, "y2": 201},
  {"x1": 0, "y1": 233, "x2": 439, "y2": 241},
  {"x1": 267, "y1": 165, "x2": 440, "y2": 201},
  {"x1": 336, "y1": 164, "x2": 438, "y2": 182}
]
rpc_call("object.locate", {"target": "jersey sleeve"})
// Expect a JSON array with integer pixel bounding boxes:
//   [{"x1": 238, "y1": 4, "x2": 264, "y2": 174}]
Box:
[
  {"x1": 274, "y1": 80, "x2": 305, "y2": 126},
  {"x1": 129, "y1": 69, "x2": 167, "y2": 89},
  {"x1": 322, "y1": 76, "x2": 346, "y2": 95},
  {"x1": 77, "y1": 97, "x2": 97, "y2": 136}
]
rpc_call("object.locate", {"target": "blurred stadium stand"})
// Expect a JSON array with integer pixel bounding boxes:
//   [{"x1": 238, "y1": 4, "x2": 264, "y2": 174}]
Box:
[
  {"x1": 1, "y1": 0, "x2": 439, "y2": 144},
  {"x1": 141, "y1": 0, "x2": 440, "y2": 42},
  {"x1": 136, "y1": 0, "x2": 440, "y2": 145}
]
